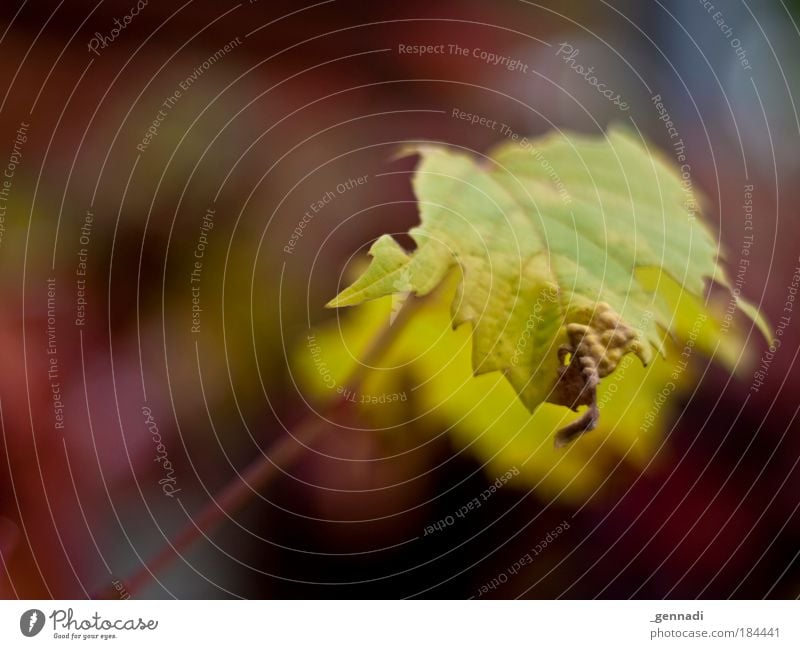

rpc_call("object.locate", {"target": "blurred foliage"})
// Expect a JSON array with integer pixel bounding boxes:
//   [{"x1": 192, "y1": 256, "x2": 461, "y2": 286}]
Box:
[{"x1": 296, "y1": 267, "x2": 747, "y2": 503}]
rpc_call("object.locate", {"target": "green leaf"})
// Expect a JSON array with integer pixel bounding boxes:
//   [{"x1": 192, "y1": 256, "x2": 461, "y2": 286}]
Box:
[
  {"x1": 327, "y1": 127, "x2": 769, "y2": 445},
  {"x1": 298, "y1": 276, "x2": 752, "y2": 501}
]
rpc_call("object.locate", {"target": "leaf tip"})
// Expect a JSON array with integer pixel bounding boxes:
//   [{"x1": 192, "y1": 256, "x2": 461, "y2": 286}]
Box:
[{"x1": 735, "y1": 295, "x2": 774, "y2": 346}]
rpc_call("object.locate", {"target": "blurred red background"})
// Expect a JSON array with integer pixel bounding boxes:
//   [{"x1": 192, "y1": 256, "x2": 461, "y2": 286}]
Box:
[{"x1": 0, "y1": 0, "x2": 798, "y2": 598}]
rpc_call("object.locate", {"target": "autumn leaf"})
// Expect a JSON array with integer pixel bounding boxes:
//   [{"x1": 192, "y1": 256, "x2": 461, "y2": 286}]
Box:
[{"x1": 327, "y1": 127, "x2": 770, "y2": 445}]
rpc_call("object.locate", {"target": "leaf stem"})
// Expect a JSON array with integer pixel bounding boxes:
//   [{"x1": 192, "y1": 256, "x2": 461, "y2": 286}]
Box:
[{"x1": 114, "y1": 294, "x2": 426, "y2": 598}]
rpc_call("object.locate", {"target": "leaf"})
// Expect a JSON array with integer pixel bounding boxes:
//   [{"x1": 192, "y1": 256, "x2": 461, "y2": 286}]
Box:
[
  {"x1": 297, "y1": 277, "x2": 742, "y2": 502},
  {"x1": 327, "y1": 127, "x2": 769, "y2": 445}
]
